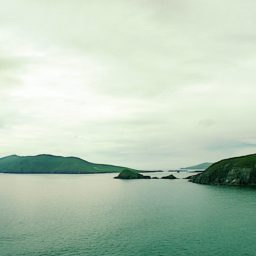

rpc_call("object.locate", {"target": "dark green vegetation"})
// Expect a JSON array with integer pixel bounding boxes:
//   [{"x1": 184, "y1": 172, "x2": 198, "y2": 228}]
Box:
[
  {"x1": 161, "y1": 174, "x2": 177, "y2": 179},
  {"x1": 182, "y1": 162, "x2": 212, "y2": 170},
  {"x1": 190, "y1": 153, "x2": 256, "y2": 186},
  {"x1": 114, "y1": 169, "x2": 151, "y2": 179},
  {"x1": 0, "y1": 154, "x2": 138, "y2": 174}
]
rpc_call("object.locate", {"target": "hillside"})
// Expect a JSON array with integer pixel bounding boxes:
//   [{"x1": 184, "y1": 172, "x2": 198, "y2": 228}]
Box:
[
  {"x1": 190, "y1": 154, "x2": 256, "y2": 185},
  {"x1": 182, "y1": 162, "x2": 212, "y2": 170},
  {"x1": 0, "y1": 154, "x2": 138, "y2": 174}
]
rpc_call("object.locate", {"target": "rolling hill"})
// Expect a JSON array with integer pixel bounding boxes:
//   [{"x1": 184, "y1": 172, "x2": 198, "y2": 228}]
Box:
[{"x1": 0, "y1": 154, "x2": 138, "y2": 174}]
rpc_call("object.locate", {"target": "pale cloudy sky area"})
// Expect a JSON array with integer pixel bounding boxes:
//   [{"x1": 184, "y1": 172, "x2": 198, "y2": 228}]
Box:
[{"x1": 0, "y1": 0, "x2": 256, "y2": 169}]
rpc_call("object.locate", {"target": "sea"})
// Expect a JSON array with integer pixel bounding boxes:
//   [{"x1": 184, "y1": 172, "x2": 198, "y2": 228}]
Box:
[{"x1": 0, "y1": 172, "x2": 256, "y2": 256}]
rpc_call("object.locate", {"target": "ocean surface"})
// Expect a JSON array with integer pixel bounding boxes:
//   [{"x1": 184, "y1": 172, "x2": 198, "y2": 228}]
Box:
[{"x1": 1, "y1": 172, "x2": 256, "y2": 256}]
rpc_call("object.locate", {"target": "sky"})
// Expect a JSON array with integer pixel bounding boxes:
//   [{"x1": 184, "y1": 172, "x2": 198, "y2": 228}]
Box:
[{"x1": 1, "y1": 0, "x2": 256, "y2": 169}]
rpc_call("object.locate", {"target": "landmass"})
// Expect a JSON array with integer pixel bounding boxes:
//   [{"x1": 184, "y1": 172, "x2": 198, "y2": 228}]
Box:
[
  {"x1": 0, "y1": 154, "x2": 139, "y2": 174},
  {"x1": 181, "y1": 162, "x2": 212, "y2": 170},
  {"x1": 189, "y1": 153, "x2": 256, "y2": 186}
]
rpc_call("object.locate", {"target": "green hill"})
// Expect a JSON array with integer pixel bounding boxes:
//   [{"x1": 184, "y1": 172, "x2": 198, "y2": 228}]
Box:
[
  {"x1": 0, "y1": 154, "x2": 138, "y2": 174},
  {"x1": 190, "y1": 153, "x2": 256, "y2": 185},
  {"x1": 182, "y1": 162, "x2": 212, "y2": 170}
]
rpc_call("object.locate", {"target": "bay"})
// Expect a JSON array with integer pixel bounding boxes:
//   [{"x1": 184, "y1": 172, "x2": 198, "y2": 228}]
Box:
[{"x1": 0, "y1": 172, "x2": 256, "y2": 256}]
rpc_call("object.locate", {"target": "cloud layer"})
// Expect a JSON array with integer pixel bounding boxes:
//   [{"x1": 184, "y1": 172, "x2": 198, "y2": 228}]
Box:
[{"x1": 1, "y1": 0, "x2": 256, "y2": 168}]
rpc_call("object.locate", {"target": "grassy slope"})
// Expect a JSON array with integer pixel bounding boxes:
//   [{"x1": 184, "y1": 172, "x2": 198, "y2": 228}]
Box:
[
  {"x1": 0, "y1": 154, "x2": 137, "y2": 174},
  {"x1": 190, "y1": 153, "x2": 256, "y2": 185}
]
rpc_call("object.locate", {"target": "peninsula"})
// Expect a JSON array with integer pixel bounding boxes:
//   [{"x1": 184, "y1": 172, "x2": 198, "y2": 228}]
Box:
[{"x1": 190, "y1": 153, "x2": 256, "y2": 186}]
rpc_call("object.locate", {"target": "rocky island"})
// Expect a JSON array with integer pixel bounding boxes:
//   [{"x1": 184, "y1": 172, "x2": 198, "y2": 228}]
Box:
[
  {"x1": 190, "y1": 153, "x2": 256, "y2": 186},
  {"x1": 161, "y1": 174, "x2": 177, "y2": 179},
  {"x1": 114, "y1": 169, "x2": 151, "y2": 179},
  {"x1": 115, "y1": 170, "x2": 178, "y2": 180}
]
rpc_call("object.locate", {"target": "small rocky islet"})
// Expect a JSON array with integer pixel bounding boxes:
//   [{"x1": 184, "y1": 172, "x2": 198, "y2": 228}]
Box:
[
  {"x1": 114, "y1": 169, "x2": 178, "y2": 180},
  {"x1": 161, "y1": 174, "x2": 177, "y2": 179},
  {"x1": 114, "y1": 169, "x2": 151, "y2": 179}
]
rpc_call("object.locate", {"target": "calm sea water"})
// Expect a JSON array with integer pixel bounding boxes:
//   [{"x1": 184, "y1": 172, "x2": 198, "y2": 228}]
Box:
[{"x1": 0, "y1": 172, "x2": 256, "y2": 256}]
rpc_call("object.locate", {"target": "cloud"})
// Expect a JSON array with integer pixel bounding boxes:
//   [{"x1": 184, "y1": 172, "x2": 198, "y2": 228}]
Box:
[{"x1": 0, "y1": 0, "x2": 256, "y2": 168}]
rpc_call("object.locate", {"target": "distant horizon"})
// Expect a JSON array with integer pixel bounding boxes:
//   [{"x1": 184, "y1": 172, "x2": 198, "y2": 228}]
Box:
[{"x1": 1, "y1": 151, "x2": 255, "y2": 170}]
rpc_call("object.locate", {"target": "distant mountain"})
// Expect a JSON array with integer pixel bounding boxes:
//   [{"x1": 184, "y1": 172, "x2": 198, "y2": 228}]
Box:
[
  {"x1": 0, "y1": 154, "x2": 138, "y2": 174},
  {"x1": 182, "y1": 162, "x2": 212, "y2": 170},
  {"x1": 190, "y1": 153, "x2": 256, "y2": 186}
]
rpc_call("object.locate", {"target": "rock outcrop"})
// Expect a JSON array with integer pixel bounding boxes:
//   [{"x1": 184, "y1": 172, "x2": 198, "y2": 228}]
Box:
[
  {"x1": 190, "y1": 153, "x2": 256, "y2": 186},
  {"x1": 114, "y1": 169, "x2": 151, "y2": 179},
  {"x1": 161, "y1": 174, "x2": 177, "y2": 179}
]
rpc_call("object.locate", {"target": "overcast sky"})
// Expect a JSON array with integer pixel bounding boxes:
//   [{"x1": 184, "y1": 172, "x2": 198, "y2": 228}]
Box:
[{"x1": 1, "y1": 0, "x2": 256, "y2": 169}]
